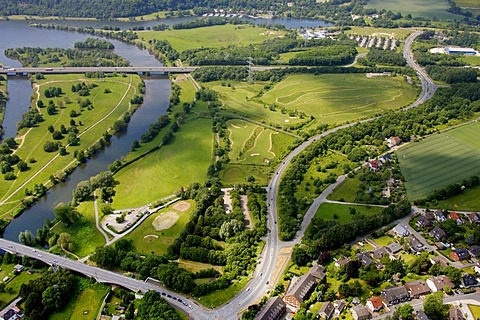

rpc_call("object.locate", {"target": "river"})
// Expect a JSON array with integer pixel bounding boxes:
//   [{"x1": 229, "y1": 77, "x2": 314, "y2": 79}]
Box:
[{"x1": 0, "y1": 15, "x2": 330, "y2": 241}]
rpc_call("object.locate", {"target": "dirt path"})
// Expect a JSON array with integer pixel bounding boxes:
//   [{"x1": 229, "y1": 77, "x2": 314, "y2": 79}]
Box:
[{"x1": 240, "y1": 195, "x2": 254, "y2": 229}]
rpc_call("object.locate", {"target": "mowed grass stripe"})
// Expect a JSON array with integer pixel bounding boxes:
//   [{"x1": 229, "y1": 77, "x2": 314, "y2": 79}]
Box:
[{"x1": 398, "y1": 123, "x2": 480, "y2": 199}]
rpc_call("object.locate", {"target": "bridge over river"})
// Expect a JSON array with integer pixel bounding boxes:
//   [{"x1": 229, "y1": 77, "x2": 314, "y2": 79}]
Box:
[{"x1": 0, "y1": 66, "x2": 197, "y2": 74}]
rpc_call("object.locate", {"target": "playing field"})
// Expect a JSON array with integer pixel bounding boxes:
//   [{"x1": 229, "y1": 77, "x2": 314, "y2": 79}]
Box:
[
  {"x1": 397, "y1": 122, "x2": 480, "y2": 200},
  {"x1": 260, "y1": 74, "x2": 418, "y2": 126},
  {"x1": 136, "y1": 24, "x2": 284, "y2": 52},
  {"x1": 365, "y1": 0, "x2": 464, "y2": 20},
  {"x1": 112, "y1": 118, "x2": 213, "y2": 208}
]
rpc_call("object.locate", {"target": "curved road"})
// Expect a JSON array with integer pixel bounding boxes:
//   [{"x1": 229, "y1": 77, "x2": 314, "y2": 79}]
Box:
[{"x1": 0, "y1": 30, "x2": 437, "y2": 320}]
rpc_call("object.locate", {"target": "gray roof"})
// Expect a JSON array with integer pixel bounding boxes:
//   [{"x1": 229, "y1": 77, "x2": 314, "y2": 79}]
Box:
[
  {"x1": 285, "y1": 273, "x2": 317, "y2": 303},
  {"x1": 318, "y1": 301, "x2": 334, "y2": 318},
  {"x1": 309, "y1": 264, "x2": 326, "y2": 281},
  {"x1": 356, "y1": 252, "x2": 373, "y2": 267},
  {"x1": 381, "y1": 286, "x2": 409, "y2": 303},
  {"x1": 417, "y1": 310, "x2": 430, "y2": 320},
  {"x1": 352, "y1": 305, "x2": 371, "y2": 318},
  {"x1": 372, "y1": 247, "x2": 388, "y2": 259},
  {"x1": 255, "y1": 296, "x2": 286, "y2": 320},
  {"x1": 386, "y1": 242, "x2": 402, "y2": 254}
]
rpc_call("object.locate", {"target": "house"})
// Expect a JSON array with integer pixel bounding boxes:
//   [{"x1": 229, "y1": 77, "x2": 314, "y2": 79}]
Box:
[
  {"x1": 366, "y1": 297, "x2": 383, "y2": 313},
  {"x1": 450, "y1": 248, "x2": 470, "y2": 261},
  {"x1": 431, "y1": 226, "x2": 447, "y2": 241},
  {"x1": 434, "y1": 210, "x2": 446, "y2": 222},
  {"x1": 381, "y1": 286, "x2": 410, "y2": 306},
  {"x1": 387, "y1": 136, "x2": 401, "y2": 148},
  {"x1": 368, "y1": 159, "x2": 379, "y2": 172},
  {"x1": 405, "y1": 280, "x2": 431, "y2": 298},
  {"x1": 469, "y1": 245, "x2": 480, "y2": 258},
  {"x1": 352, "y1": 297, "x2": 361, "y2": 306},
  {"x1": 284, "y1": 274, "x2": 319, "y2": 308},
  {"x1": 310, "y1": 264, "x2": 326, "y2": 282},
  {"x1": 461, "y1": 274, "x2": 478, "y2": 288},
  {"x1": 416, "y1": 310, "x2": 430, "y2": 320},
  {"x1": 317, "y1": 301, "x2": 335, "y2": 319},
  {"x1": 406, "y1": 235, "x2": 423, "y2": 253},
  {"x1": 352, "y1": 305, "x2": 372, "y2": 320},
  {"x1": 372, "y1": 247, "x2": 388, "y2": 260},
  {"x1": 386, "y1": 242, "x2": 403, "y2": 254},
  {"x1": 334, "y1": 258, "x2": 350, "y2": 268},
  {"x1": 356, "y1": 252, "x2": 373, "y2": 267},
  {"x1": 255, "y1": 296, "x2": 286, "y2": 320},
  {"x1": 448, "y1": 306, "x2": 465, "y2": 320},
  {"x1": 3, "y1": 306, "x2": 24, "y2": 320},
  {"x1": 333, "y1": 300, "x2": 346, "y2": 317},
  {"x1": 427, "y1": 275, "x2": 455, "y2": 293},
  {"x1": 392, "y1": 224, "x2": 409, "y2": 237},
  {"x1": 13, "y1": 264, "x2": 23, "y2": 273},
  {"x1": 468, "y1": 212, "x2": 480, "y2": 224},
  {"x1": 416, "y1": 216, "x2": 433, "y2": 228},
  {"x1": 449, "y1": 212, "x2": 463, "y2": 225}
]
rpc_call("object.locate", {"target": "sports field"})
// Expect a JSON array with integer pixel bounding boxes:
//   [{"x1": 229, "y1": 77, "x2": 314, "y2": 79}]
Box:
[
  {"x1": 365, "y1": 0, "x2": 464, "y2": 20},
  {"x1": 137, "y1": 24, "x2": 284, "y2": 52},
  {"x1": 397, "y1": 123, "x2": 480, "y2": 200},
  {"x1": 260, "y1": 74, "x2": 418, "y2": 126}
]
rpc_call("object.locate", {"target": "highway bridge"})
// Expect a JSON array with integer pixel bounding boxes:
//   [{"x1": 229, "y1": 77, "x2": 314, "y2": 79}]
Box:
[{"x1": 0, "y1": 66, "x2": 197, "y2": 74}]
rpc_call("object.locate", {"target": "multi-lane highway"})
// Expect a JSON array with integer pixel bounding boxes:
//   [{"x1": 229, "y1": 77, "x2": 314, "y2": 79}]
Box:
[
  {"x1": 0, "y1": 30, "x2": 438, "y2": 320},
  {"x1": 0, "y1": 66, "x2": 197, "y2": 74}
]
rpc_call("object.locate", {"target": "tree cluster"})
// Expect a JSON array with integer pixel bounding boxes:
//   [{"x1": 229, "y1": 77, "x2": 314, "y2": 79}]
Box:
[{"x1": 74, "y1": 37, "x2": 115, "y2": 49}]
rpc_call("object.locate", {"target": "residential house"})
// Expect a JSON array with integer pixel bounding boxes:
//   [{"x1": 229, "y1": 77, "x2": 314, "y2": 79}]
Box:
[
  {"x1": 405, "y1": 280, "x2": 431, "y2": 298},
  {"x1": 405, "y1": 235, "x2": 423, "y2": 253},
  {"x1": 372, "y1": 247, "x2": 389, "y2": 260},
  {"x1": 431, "y1": 226, "x2": 447, "y2": 241},
  {"x1": 449, "y1": 212, "x2": 463, "y2": 225},
  {"x1": 386, "y1": 242, "x2": 403, "y2": 254},
  {"x1": 469, "y1": 245, "x2": 480, "y2": 258},
  {"x1": 352, "y1": 297, "x2": 361, "y2": 306},
  {"x1": 356, "y1": 252, "x2": 373, "y2": 268},
  {"x1": 427, "y1": 275, "x2": 455, "y2": 293},
  {"x1": 461, "y1": 274, "x2": 478, "y2": 288},
  {"x1": 13, "y1": 265, "x2": 23, "y2": 274},
  {"x1": 310, "y1": 264, "x2": 326, "y2": 282},
  {"x1": 381, "y1": 286, "x2": 410, "y2": 306},
  {"x1": 468, "y1": 212, "x2": 480, "y2": 224},
  {"x1": 352, "y1": 305, "x2": 372, "y2": 320},
  {"x1": 317, "y1": 301, "x2": 335, "y2": 320},
  {"x1": 333, "y1": 300, "x2": 346, "y2": 317},
  {"x1": 450, "y1": 248, "x2": 470, "y2": 261},
  {"x1": 434, "y1": 210, "x2": 446, "y2": 222},
  {"x1": 387, "y1": 136, "x2": 401, "y2": 148},
  {"x1": 334, "y1": 258, "x2": 350, "y2": 268},
  {"x1": 449, "y1": 306, "x2": 464, "y2": 320},
  {"x1": 366, "y1": 297, "x2": 383, "y2": 313},
  {"x1": 284, "y1": 273, "x2": 318, "y2": 308},
  {"x1": 3, "y1": 306, "x2": 24, "y2": 320},
  {"x1": 416, "y1": 216, "x2": 433, "y2": 228},
  {"x1": 416, "y1": 310, "x2": 430, "y2": 320},
  {"x1": 392, "y1": 224, "x2": 409, "y2": 237},
  {"x1": 368, "y1": 159, "x2": 379, "y2": 172},
  {"x1": 255, "y1": 296, "x2": 286, "y2": 320}
]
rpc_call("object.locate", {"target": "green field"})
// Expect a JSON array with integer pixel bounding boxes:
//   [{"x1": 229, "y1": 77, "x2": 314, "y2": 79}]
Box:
[
  {"x1": 435, "y1": 184, "x2": 480, "y2": 211},
  {"x1": 136, "y1": 24, "x2": 284, "y2": 52},
  {"x1": 112, "y1": 118, "x2": 213, "y2": 209},
  {"x1": 52, "y1": 201, "x2": 105, "y2": 258},
  {"x1": 123, "y1": 200, "x2": 195, "y2": 256},
  {"x1": 313, "y1": 203, "x2": 383, "y2": 223},
  {"x1": 328, "y1": 177, "x2": 362, "y2": 202},
  {"x1": 469, "y1": 305, "x2": 480, "y2": 320},
  {"x1": 365, "y1": 0, "x2": 464, "y2": 20},
  {"x1": 0, "y1": 266, "x2": 42, "y2": 309},
  {"x1": 458, "y1": 55, "x2": 480, "y2": 66},
  {"x1": 344, "y1": 27, "x2": 414, "y2": 40},
  {"x1": 397, "y1": 123, "x2": 480, "y2": 200},
  {"x1": 0, "y1": 74, "x2": 139, "y2": 217}
]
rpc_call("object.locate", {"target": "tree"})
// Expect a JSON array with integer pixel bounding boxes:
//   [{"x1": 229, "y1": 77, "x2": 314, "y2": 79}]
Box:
[
  {"x1": 112, "y1": 120, "x2": 128, "y2": 133},
  {"x1": 423, "y1": 292, "x2": 448, "y2": 320},
  {"x1": 72, "y1": 180, "x2": 91, "y2": 202},
  {"x1": 17, "y1": 160, "x2": 28, "y2": 172},
  {"x1": 392, "y1": 304, "x2": 414, "y2": 320},
  {"x1": 53, "y1": 203, "x2": 81, "y2": 227},
  {"x1": 57, "y1": 232, "x2": 74, "y2": 252},
  {"x1": 219, "y1": 219, "x2": 244, "y2": 240},
  {"x1": 19, "y1": 230, "x2": 36, "y2": 246}
]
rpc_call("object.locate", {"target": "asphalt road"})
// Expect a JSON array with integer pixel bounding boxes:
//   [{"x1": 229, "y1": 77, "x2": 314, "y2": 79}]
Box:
[
  {"x1": 0, "y1": 31, "x2": 439, "y2": 320},
  {"x1": 0, "y1": 66, "x2": 197, "y2": 74}
]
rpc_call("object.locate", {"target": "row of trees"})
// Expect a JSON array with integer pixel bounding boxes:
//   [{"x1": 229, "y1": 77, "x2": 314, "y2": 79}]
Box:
[{"x1": 74, "y1": 37, "x2": 114, "y2": 49}]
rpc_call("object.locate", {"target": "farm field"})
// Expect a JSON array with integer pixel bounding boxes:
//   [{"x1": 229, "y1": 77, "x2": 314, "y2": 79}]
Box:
[
  {"x1": 0, "y1": 74, "x2": 139, "y2": 217},
  {"x1": 259, "y1": 74, "x2": 418, "y2": 126},
  {"x1": 136, "y1": 24, "x2": 284, "y2": 52},
  {"x1": 365, "y1": 0, "x2": 464, "y2": 20},
  {"x1": 313, "y1": 203, "x2": 383, "y2": 223},
  {"x1": 123, "y1": 200, "x2": 195, "y2": 256},
  {"x1": 397, "y1": 122, "x2": 480, "y2": 200},
  {"x1": 435, "y1": 184, "x2": 480, "y2": 211},
  {"x1": 112, "y1": 118, "x2": 213, "y2": 209}
]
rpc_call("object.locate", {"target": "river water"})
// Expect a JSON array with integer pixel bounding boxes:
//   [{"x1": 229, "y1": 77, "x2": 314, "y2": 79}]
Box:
[{"x1": 0, "y1": 15, "x2": 330, "y2": 241}]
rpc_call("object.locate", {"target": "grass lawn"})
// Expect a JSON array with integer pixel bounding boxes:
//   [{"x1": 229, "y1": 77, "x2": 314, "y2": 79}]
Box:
[
  {"x1": 458, "y1": 55, "x2": 480, "y2": 66},
  {"x1": 177, "y1": 259, "x2": 222, "y2": 274},
  {"x1": 328, "y1": 176, "x2": 362, "y2": 202},
  {"x1": 435, "y1": 184, "x2": 480, "y2": 211},
  {"x1": 365, "y1": 0, "x2": 464, "y2": 20},
  {"x1": 196, "y1": 277, "x2": 249, "y2": 308},
  {"x1": 219, "y1": 163, "x2": 273, "y2": 186},
  {"x1": 373, "y1": 235, "x2": 395, "y2": 247},
  {"x1": 50, "y1": 282, "x2": 110, "y2": 320},
  {"x1": 344, "y1": 27, "x2": 414, "y2": 40},
  {"x1": 469, "y1": 305, "x2": 480, "y2": 319},
  {"x1": 397, "y1": 123, "x2": 480, "y2": 200},
  {"x1": 52, "y1": 201, "x2": 105, "y2": 258},
  {"x1": 136, "y1": 24, "x2": 284, "y2": 52},
  {"x1": 0, "y1": 269, "x2": 42, "y2": 309},
  {"x1": 259, "y1": 74, "x2": 418, "y2": 127},
  {"x1": 0, "y1": 74, "x2": 139, "y2": 217},
  {"x1": 112, "y1": 117, "x2": 213, "y2": 208},
  {"x1": 123, "y1": 200, "x2": 195, "y2": 256},
  {"x1": 313, "y1": 203, "x2": 383, "y2": 223}
]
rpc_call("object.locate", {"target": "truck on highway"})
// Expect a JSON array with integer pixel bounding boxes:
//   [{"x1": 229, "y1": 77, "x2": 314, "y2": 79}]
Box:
[{"x1": 45, "y1": 68, "x2": 53, "y2": 71}]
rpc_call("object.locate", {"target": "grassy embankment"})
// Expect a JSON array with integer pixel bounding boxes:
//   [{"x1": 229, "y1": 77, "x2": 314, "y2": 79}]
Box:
[
  {"x1": 365, "y1": 0, "x2": 464, "y2": 20},
  {"x1": 312, "y1": 203, "x2": 384, "y2": 223},
  {"x1": 0, "y1": 74, "x2": 140, "y2": 217},
  {"x1": 397, "y1": 122, "x2": 480, "y2": 200}
]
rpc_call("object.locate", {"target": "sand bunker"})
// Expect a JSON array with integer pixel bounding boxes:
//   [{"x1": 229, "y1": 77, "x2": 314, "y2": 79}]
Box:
[
  {"x1": 152, "y1": 212, "x2": 179, "y2": 231},
  {"x1": 144, "y1": 234, "x2": 159, "y2": 239},
  {"x1": 172, "y1": 201, "x2": 191, "y2": 212}
]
